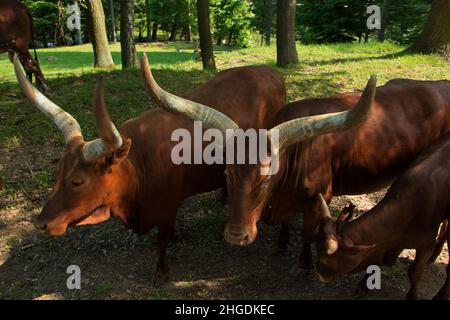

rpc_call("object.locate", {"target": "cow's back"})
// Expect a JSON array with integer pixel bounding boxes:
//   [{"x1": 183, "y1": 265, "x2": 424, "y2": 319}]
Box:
[
  {"x1": 274, "y1": 79, "x2": 450, "y2": 197},
  {"x1": 120, "y1": 67, "x2": 286, "y2": 201}
]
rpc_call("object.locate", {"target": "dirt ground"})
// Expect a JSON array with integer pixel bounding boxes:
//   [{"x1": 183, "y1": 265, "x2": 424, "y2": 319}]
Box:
[{"x1": 0, "y1": 142, "x2": 448, "y2": 300}]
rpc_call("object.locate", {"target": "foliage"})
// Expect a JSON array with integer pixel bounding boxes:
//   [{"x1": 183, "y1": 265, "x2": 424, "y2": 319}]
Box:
[
  {"x1": 211, "y1": 0, "x2": 255, "y2": 47},
  {"x1": 385, "y1": 0, "x2": 431, "y2": 45},
  {"x1": 296, "y1": 0, "x2": 381, "y2": 44}
]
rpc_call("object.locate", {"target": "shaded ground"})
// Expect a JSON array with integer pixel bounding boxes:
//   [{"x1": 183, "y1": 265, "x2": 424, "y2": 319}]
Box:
[{"x1": 0, "y1": 142, "x2": 448, "y2": 300}]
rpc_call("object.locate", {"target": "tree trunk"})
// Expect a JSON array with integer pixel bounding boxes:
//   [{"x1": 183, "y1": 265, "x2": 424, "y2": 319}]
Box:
[
  {"x1": 411, "y1": 0, "x2": 450, "y2": 57},
  {"x1": 42, "y1": 33, "x2": 48, "y2": 48},
  {"x1": 217, "y1": 36, "x2": 222, "y2": 46},
  {"x1": 120, "y1": 0, "x2": 137, "y2": 69},
  {"x1": 152, "y1": 23, "x2": 158, "y2": 42},
  {"x1": 186, "y1": 0, "x2": 192, "y2": 42},
  {"x1": 264, "y1": 0, "x2": 273, "y2": 46},
  {"x1": 378, "y1": 0, "x2": 391, "y2": 42},
  {"x1": 109, "y1": 0, "x2": 117, "y2": 42},
  {"x1": 145, "y1": 0, "x2": 151, "y2": 42},
  {"x1": 197, "y1": 0, "x2": 216, "y2": 69},
  {"x1": 169, "y1": 12, "x2": 180, "y2": 41},
  {"x1": 87, "y1": 0, "x2": 115, "y2": 68},
  {"x1": 228, "y1": 30, "x2": 233, "y2": 45},
  {"x1": 276, "y1": 0, "x2": 298, "y2": 67}
]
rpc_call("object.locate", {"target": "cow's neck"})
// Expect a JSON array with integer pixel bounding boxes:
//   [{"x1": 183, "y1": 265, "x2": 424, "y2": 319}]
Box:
[
  {"x1": 342, "y1": 203, "x2": 407, "y2": 247},
  {"x1": 110, "y1": 157, "x2": 139, "y2": 229}
]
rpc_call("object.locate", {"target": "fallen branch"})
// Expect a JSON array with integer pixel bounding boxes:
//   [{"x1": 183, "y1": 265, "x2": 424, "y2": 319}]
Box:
[{"x1": 20, "y1": 237, "x2": 52, "y2": 251}]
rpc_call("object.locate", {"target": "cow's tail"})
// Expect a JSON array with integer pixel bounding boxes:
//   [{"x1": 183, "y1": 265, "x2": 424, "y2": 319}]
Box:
[{"x1": 26, "y1": 8, "x2": 39, "y2": 65}]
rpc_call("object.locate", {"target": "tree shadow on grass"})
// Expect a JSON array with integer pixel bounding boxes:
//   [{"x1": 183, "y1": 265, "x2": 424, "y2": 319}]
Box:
[{"x1": 301, "y1": 50, "x2": 411, "y2": 67}]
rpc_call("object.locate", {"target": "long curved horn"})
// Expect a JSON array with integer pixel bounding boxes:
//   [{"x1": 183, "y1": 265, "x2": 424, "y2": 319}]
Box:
[
  {"x1": 269, "y1": 76, "x2": 377, "y2": 151},
  {"x1": 141, "y1": 53, "x2": 238, "y2": 135},
  {"x1": 13, "y1": 53, "x2": 83, "y2": 143},
  {"x1": 83, "y1": 77, "x2": 123, "y2": 162}
]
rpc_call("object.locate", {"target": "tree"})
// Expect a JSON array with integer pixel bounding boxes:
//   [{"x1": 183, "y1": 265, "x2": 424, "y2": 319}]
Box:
[
  {"x1": 87, "y1": 0, "x2": 115, "y2": 68},
  {"x1": 276, "y1": 0, "x2": 298, "y2": 67},
  {"x1": 108, "y1": 0, "x2": 117, "y2": 42},
  {"x1": 211, "y1": 0, "x2": 254, "y2": 47},
  {"x1": 264, "y1": 0, "x2": 273, "y2": 46},
  {"x1": 197, "y1": 0, "x2": 216, "y2": 69},
  {"x1": 411, "y1": 0, "x2": 450, "y2": 57},
  {"x1": 120, "y1": 0, "x2": 137, "y2": 69},
  {"x1": 378, "y1": 0, "x2": 392, "y2": 42},
  {"x1": 145, "y1": 0, "x2": 152, "y2": 41}
]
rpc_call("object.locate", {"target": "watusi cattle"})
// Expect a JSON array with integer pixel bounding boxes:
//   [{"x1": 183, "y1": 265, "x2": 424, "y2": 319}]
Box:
[
  {"x1": 225, "y1": 78, "x2": 450, "y2": 269},
  {"x1": 0, "y1": 0, "x2": 47, "y2": 91},
  {"x1": 154, "y1": 76, "x2": 450, "y2": 270},
  {"x1": 316, "y1": 132, "x2": 450, "y2": 300},
  {"x1": 13, "y1": 54, "x2": 286, "y2": 285}
]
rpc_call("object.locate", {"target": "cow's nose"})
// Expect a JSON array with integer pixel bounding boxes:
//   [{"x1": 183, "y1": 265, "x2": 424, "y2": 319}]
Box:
[
  {"x1": 224, "y1": 224, "x2": 256, "y2": 246},
  {"x1": 32, "y1": 217, "x2": 47, "y2": 231}
]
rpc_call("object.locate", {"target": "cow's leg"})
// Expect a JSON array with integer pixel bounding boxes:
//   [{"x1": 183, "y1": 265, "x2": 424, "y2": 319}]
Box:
[
  {"x1": 299, "y1": 194, "x2": 326, "y2": 269},
  {"x1": 153, "y1": 220, "x2": 175, "y2": 288},
  {"x1": 406, "y1": 243, "x2": 434, "y2": 300},
  {"x1": 353, "y1": 273, "x2": 371, "y2": 298},
  {"x1": 429, "y1": 220, "x2": 448, "y2": 263},
  {"x1": 19, "y1": 51, "x2": 48, "y2": 93},
  {"x1": 433, "y1": 227, "x2": 450, "y2": 300},
  {"x1": 277, "y1": 222, "x2": 290, "y2": 250}
]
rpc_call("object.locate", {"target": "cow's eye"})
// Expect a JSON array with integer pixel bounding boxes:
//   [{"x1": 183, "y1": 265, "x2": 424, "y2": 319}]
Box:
[{"x1": 71, "y1": 179, "x2": 84, "y2": 187}]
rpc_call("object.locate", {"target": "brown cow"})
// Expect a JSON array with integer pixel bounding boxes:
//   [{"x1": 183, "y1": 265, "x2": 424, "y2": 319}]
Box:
[
  {"x1": 13, "y1": 54, "x2": 286, "y2": 285},
  {"x1": 0, "y1": 0, "x2": 47, "y2": 91},
  {"x1": 316, "y1": 132, "x2": 450, "y2": 300},
  {"x1": 156, "y1": 76, "x2": 450, "y2": 269}
]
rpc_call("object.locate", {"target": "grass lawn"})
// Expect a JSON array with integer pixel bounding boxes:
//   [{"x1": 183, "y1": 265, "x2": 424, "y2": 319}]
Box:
[
  {"x1": 0, "y1": 42, "x2": 449, "y2": 299},
  {"x1": 1, "y1": 41, "x2": 449, "y2": 193}
]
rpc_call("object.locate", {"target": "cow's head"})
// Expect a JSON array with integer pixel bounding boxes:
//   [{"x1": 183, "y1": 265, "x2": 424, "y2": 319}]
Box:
[
  {"x1": 222, "y1": 76, "x2": 377, "y2": 246},
  {"x1": 315, "y1": 194, "x2": 374, "y2": 282},
  {"x1": 14, "y1": 55, "x2": 132, "y2": 236},
  {"x1": 140, "y1": 54, "x2": 376, "y2": 246}
]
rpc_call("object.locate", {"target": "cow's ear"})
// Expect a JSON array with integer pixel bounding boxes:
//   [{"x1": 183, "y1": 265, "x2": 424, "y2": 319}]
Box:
[
  {"x1": 109, "y1": 138, "x2": 132, "y2": 166},
  {"x1": 338, "y1": 203, "x2": 355, "y2": 223}
]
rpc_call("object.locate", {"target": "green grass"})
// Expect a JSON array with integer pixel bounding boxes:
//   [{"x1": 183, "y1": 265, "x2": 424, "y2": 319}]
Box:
[{"x1": 0, "y1": 41, "x2": 449, "y2": 193}]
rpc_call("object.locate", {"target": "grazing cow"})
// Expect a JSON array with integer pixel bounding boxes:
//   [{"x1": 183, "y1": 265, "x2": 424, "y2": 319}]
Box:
[
  {"x1": 316, "y1": 132, "x2": 450, "y2": 300},
  {"x1": 155, "y1": 76, "x2": 450, "y2": 269},
  {"x1": 0, "y1": 0, "x2": 47, "y2": 91},
  {"x1": 14, "y1": 54, "x2": 286, "y2": 285}
]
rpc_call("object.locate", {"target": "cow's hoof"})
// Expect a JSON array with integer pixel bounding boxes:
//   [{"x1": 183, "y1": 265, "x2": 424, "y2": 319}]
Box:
[
  {"x1": 432, "y1": 293, "x2": 450, "y2": 300},
  {"x1": 153, "y1": 271, "x2": 170, "y2": 288},
  {"x1": 298, "y1": 257, "x2": 314, "y2": 270},
  {"x1": 353, "y1": 285, "x2": 369, "y2": 299}
]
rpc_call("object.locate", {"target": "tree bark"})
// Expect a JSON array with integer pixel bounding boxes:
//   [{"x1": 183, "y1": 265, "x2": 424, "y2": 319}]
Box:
[
  {"x1": 152, "y1": 22, "x2": 158, "y2": 42},
  {"x1": 264, "y1": 0, "x2": 273, "y2": 46},
  {"x1": 276, "y1": 0, "x2": 298, "y2": 67},
  {"x1": 197, "y1": 0, "x2": 216, "y2": 69},
  {"x1": 87, "y1": 0, "x2": 114, "y2": 68},
  {"x1": 120, "y1": 0, "x2": 137, "y2": 69},
  {"x1": 411, "y1": 0, "x2": 450, "y2": 57},
  {"x1": 169, "y1": 12, "x2": 180, "y2": 41},
  {"x1": 378, "y1": 0, "x2": 391, "y2": 42},
  {"x1": 108, "y1": 0, "x2": 117, "y2": 42},
  {"x1": 186, "y1": 0, "x2": 192, "y2": 42},
  {"x1": 145, "y1": 0, "x2": 152, "y2": 42}
]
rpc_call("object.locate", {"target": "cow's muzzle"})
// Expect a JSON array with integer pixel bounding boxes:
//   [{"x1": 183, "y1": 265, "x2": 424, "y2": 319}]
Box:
[{"x1": 224, "y1": 224, "x2": 257, "y2": 246}]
